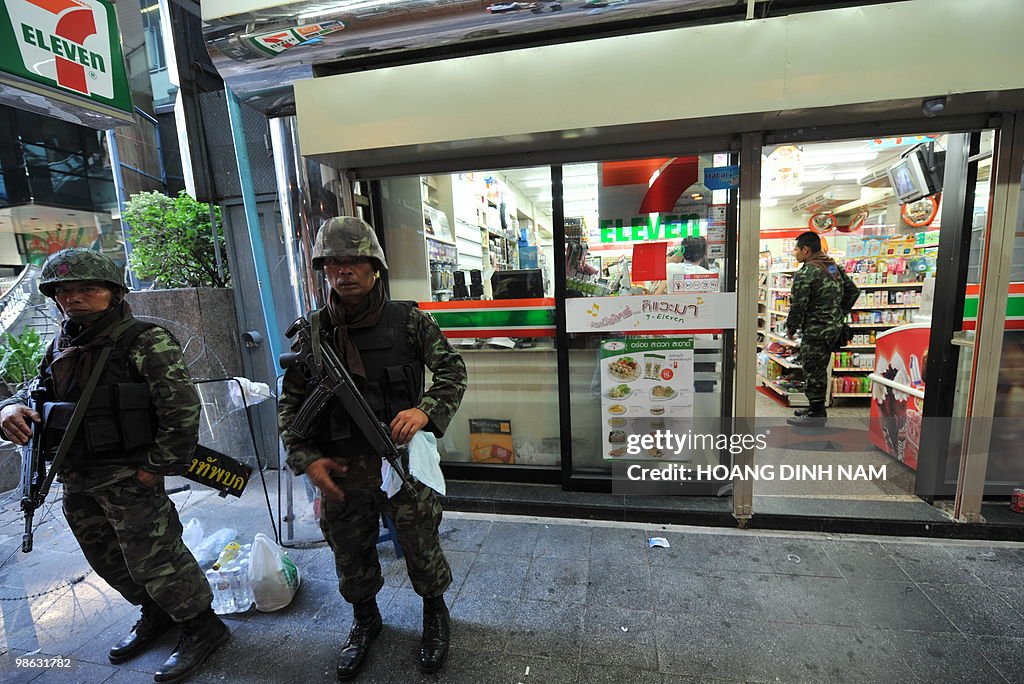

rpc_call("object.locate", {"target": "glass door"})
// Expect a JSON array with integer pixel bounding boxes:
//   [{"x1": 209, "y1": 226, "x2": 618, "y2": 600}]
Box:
[{"x1": 553, "y1": 152, "x2": 741, "y2": 496}]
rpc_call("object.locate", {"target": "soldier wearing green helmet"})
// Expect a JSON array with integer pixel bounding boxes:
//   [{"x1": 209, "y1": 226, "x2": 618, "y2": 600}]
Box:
[
  {"x1": 0, "y1": 248, "x2": 229, "y2": 683},
  {"x1": 279, "y1": 216, "x2": 467, "y2": 680}
]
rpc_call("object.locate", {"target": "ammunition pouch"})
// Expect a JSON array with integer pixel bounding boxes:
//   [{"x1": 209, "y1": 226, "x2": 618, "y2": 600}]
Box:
[{"x1": 41, "y1": 382, "x2": 156, "y2": 466}]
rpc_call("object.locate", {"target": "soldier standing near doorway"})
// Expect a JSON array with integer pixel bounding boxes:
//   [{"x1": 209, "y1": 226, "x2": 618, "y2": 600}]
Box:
[
  {"x1": 278, "y1": 216, "x2": 467, "y2": 680},
  {"x1": 0, "y1": 249, "x2": 228, "y2": 683},
  {"x1": 786, "y1": 232, "x2": 860, "y2": 426}
]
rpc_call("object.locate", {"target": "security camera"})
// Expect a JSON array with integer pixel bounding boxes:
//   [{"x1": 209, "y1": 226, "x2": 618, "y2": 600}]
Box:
[
  {"x1": 241, "y1": 330, "x2": 264, "y2": 347},
  {"x1": 921, "y1": 97, "x2": 947, "y2": 118}
]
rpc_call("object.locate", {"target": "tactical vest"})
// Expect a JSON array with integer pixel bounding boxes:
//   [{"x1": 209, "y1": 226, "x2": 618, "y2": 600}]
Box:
[
  {"x1": 41, "y1": 320, "x2": 160, "y2": 468},
  {"x1": 312, "y1": 301, "x2": 425, "y2": 456}
]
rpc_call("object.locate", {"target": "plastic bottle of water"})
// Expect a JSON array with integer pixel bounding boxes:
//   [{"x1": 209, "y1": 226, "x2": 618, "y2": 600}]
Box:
[
  {"x1": 224, "y1": 562, "x2": 253, "y2": 612},
  {"x1": 206, "y1": 568, "x2": 235, "y2": 614}
]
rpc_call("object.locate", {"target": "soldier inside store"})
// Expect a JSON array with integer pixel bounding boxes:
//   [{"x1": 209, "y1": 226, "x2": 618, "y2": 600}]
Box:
[
  {"x1": 278, "y1": 216, "x2": 467, "y2": 680},
  {"x1": 0, "y1": 249, "x2": 228, "y2": 683},
  {"x1": 785, "y1": 231, "x2": 860, "y2": 426}
]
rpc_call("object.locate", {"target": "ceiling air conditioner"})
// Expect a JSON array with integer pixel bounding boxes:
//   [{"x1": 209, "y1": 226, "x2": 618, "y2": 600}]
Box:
[
  {"x1": 857, "y1": 168, "x2": 892, "y2": 189},
  {"x1": 790, "y1": 185, "x2": 860, "y2": 214}
]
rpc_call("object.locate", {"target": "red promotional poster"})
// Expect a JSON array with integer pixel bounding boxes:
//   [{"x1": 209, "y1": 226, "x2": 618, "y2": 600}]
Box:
[{"x1": 868, "y1": 324, "x2": 929, "y2": 470}]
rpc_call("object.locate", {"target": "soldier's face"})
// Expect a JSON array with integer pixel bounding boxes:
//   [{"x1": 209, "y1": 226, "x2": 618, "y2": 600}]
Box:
[
  {"x1": 324, "y1": 257, "x2": 377, "y2": 303},
  {"x1": 53, "y1": 281, "x2": 113, "y2": 315},
  {"x1": 793, "y1": 245, "x2": 810, "y2": 263}
]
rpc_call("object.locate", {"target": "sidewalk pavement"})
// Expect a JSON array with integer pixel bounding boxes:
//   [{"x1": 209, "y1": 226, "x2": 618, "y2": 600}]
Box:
[{"x1": 1, "y1": 476, "x2": 1023, "y2": 684}]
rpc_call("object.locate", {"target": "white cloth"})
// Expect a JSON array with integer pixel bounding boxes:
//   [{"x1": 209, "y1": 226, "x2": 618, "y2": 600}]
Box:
[{"x1": 379, "y1": 430, "x2": 446, "y2": 498}]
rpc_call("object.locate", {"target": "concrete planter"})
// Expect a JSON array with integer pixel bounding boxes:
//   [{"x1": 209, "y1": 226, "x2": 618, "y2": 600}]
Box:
[{"x1": 127, "y1": 288, "x2": 244, "y2": 380}]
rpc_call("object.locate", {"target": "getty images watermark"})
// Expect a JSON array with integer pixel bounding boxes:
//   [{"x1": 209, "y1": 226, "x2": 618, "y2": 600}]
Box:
[
  {"x1": 610, "y1": 422, "x2": 893, "y2": 495},
  {"x1": 622, "y1": 429, "x2": 886, "y2": 482}
]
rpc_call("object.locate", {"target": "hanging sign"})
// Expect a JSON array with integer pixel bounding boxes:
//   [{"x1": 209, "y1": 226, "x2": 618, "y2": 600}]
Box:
[
  {"x1": 566, "y1": 293, "x2": 737, "y2": 333},
  {"x1": 703, "y1": 165, "x2": 740, "y2": 190},
  {"x1": 0, "y1": 0, "x2": 133, "y2": 128}
]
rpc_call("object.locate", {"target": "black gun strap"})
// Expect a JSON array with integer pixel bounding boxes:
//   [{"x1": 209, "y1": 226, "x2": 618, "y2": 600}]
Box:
[{"x1": 36, "y1": 318, "x2": 136, "y2": 501}]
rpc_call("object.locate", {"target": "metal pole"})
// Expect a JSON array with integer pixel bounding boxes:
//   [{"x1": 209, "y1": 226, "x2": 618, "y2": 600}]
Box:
[
  {"x1": 225, "y1": 87, "x2": 284, "y2": 371},
  {"x1": 105, "y1": 129, "x2": 141, "y2": 290}
]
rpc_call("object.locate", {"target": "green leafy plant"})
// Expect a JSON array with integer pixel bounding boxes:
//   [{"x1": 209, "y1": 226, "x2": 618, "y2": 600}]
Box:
[
  {"x1": 122, "y1": 190, "x2": 230, "y2": 288},
  {"x1": 0, "y1": 329, "x2": 45, "y2": 389}
]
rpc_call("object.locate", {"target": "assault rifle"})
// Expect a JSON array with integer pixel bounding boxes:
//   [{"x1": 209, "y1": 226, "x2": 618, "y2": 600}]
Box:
[
  {"x1": 19, "y1": 383, "x2": 48, "y2": 553},
  {"x1": 280, "y1": 316, "x2": 415, "y2": 494}
]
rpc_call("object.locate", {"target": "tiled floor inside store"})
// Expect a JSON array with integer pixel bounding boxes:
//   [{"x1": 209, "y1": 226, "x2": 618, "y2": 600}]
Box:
[{"x1": 1, "y1": 474, "x2": 1023, "y2": 684}]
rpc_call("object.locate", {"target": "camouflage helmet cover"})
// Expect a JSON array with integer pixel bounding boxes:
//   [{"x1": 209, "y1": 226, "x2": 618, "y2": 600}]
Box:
[
  {"x1": 311, "y1": 216, "x2": 388, "y2": 271},
  {"x1": 39, "y1": 248, "x2": 127, "y2": 298}
]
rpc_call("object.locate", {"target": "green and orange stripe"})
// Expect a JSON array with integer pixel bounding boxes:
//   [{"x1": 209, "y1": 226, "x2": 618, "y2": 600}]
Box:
[{"x1": 420, "y1": 298, "x2": 556, "y2": 338}]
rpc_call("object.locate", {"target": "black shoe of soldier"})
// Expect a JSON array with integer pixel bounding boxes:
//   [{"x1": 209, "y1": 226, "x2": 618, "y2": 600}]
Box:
[
  {"x1": 792, "y1": 407, "x2": 810, "y2": 417},
  {"x1": 153, "y1": 609, "x2": 229, "y2": 683},
  {"x1": 109, "y1": 603, "x2": 174, "y2": 663},
  {"x1": 787, "y1": 402, "x2": 827, "y2": 427},
  {"x1": 420, "y1": 595, "x2": 450, "y2": 674},
  {"x1": 337, "y1": 600, "x2": 383, "y2": 681}
]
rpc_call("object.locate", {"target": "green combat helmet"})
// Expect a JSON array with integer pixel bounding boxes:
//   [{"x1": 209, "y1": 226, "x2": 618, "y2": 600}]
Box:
[
  {"x1": 39, "y1": 248, "x2": 127, "y2": 298},
  {"x1": 312, "y1": 216, "x2": 388, "y2": 271}
]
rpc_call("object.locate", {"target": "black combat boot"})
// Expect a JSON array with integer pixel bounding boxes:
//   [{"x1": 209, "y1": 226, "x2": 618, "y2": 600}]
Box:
[
  {"x1": 336, "y1": 599, "x2": 382, "y2": 681},
  {"x1": 419, "y1": 595, "x2": 450, "y2": 674},
  {"x1": 787, "y1": 401, "x2": 827, "y2": 427},
  {"x1": 108, "y1": 602, "x2": 174, "y2": 663},
  {"x1": 153, "y1": 609, "x2": 229, "y2": 683}
]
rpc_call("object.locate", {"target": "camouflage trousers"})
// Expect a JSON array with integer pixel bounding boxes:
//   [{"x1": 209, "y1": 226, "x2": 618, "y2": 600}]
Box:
[
  {"x1": 62, "y1": 472, "x2": 213, "y2": 622},
  {"x1": 799, "y1": 337, "x2": 834, "y2": 405},
  {"x1": 319, "y1": 457, "x2": 451, "y2": 605}
]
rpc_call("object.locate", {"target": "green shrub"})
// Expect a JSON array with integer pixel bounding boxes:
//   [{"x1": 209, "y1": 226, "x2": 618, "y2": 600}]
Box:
[
  {"x1": 122, "y1": 190, "x2": 230, "y2": 288},
  {"x1": 0, "y1": 329, "x2": 45, "y2": 389}
]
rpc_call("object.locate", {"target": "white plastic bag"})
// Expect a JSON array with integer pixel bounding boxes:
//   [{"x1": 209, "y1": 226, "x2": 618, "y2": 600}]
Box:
[
  {"x1": 182, "y1": 519, "x2": 204, "y2": 556},
  {"x1": 249, "y1": 533, "x2": 300, "y2": 612},
  {"x1": 193, "y1": 528, "x2": 237, "y2": 568}
]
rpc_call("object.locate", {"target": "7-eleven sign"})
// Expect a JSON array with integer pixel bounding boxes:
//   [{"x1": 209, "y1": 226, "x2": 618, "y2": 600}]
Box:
[{"x1": 0, "y1": 0, "x2": 131, "y2": 121}]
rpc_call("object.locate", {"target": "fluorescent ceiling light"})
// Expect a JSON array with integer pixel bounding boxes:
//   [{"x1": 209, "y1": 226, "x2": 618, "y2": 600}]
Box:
[
  {"x1": 799, "y1": 151, "x2": 879, "y2": 163},
  {"x1": 760, "y1": 198, "x2": 779, "y2": 207}
]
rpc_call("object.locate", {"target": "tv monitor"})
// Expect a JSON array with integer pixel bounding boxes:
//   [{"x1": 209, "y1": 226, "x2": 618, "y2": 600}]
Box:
[
  {"x1": 887, "y1": 146, "x2": 942, "y2": 203},
  {"x1": 491, "y1": 269, "x2": 544, "y2": 299}
]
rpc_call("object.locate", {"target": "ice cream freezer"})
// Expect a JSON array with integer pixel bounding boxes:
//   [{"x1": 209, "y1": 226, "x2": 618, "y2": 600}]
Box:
[{"x1": 868, "y1": 324, "x2": 929, "y2": 470}]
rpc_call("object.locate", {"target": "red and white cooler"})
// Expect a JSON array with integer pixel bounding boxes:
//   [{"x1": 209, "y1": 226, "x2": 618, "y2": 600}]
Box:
[{"x1": 868, "y1": 324, "x2": 929, "y2": 470}]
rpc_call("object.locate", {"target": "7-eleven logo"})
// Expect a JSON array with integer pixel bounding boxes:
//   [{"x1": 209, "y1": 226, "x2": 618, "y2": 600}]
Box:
[{"x1": 9, "y1": 0, "x2": 114, "y2": 99}]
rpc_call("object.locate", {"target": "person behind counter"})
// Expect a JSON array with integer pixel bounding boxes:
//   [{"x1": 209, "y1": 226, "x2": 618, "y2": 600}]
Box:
[
  {"x1": 277, "y1": 216, "x2": 468, "y2": 680},
  {"x1": 653, "y1": 237, "x2": 714, "y2": 295}
]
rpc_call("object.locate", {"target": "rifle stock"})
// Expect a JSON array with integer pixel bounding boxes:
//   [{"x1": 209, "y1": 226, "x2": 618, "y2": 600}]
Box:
[{"x1": 282, "y1": 317, "x2": 415, "y2": 493}]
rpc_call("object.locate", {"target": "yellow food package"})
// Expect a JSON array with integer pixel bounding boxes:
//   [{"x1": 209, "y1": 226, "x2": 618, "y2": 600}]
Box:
[{"x1": 469, "y1": 419, "x2": 515, "y2": 464}]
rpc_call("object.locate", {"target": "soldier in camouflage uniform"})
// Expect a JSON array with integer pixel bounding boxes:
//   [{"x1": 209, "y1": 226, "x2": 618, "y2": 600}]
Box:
[
  {"x1": 278, "y1": 216, "x2": 467, "y2": 680},
  {"x1": 0, "y1": 249, "x2": 228, "y2": 683},
  {"x1": 785, "y1": 232, "x2": 860, "y2": 426}
]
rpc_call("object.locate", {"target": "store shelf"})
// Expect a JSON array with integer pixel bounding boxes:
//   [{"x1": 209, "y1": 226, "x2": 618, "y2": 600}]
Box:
[
  {"x1": 851, "y1": 282, "x2": 924, "y2": 289},
  {"x1": 851, "y1": 305, "x2": 919, "y2": 310},
  {"x1": 832, "y1": 367, "x2": 871, "y2": 372},
  {"x1": 770, "y1": 287, "x2": 792, "y2": 293},
  {"x1": 758, "y1": 374, "x2": 809, "y2": 406},
  {"x1": 772, "y1": 267, "x2": 799, "y2": 273},
  {"x1": 769, "y1": 309, "x2": 789, "y2": 317},
  {"x1": 832, "y1": 393, "x2": 871, "y2": 398},
  {"x1": 768, "y1": 332, "x2": 799, "y2": 346},
  {"x1": 426, "y1": 234, "x2": 456, "y2": 247},
  {"x1": 840, "y1": 345, "x2": 876, "y2": 350},
  {"x1": 848, "y1": 323, "x2": 900, "y2": 329},
  {"x1": 766, "y1": 352, "x2": 800, "y2": 369}
]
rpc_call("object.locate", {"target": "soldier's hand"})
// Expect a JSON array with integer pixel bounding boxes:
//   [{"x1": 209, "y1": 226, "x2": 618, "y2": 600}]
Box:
[
  {"x1": 0, "y1": 404, "x2": 40, "y2": 446},
  {"x1": 134, "y1": 468, "x2": 163, "y2": 488},
  {"x1": 305, "y1": 458, "x2": 348, "y2": 503},
  {"x1": 390, "y1": 408, "x2": 429, "y2": 445}
]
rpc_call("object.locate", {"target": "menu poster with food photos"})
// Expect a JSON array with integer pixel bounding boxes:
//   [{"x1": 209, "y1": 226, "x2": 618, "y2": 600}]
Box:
[{"x1": 600, "y1": 337, "x2": 694, "y2": 460}]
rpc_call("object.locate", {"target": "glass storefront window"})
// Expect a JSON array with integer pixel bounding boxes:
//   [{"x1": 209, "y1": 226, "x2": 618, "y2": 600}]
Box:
[{"x1": 377, "y1": 168, "x2": 559, "y2": 468}]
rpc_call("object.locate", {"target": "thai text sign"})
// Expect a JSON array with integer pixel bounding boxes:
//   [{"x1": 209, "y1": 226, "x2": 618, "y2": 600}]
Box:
[
  {"x1": 184, "y1": 445, "x2": 252, "y2": 498},
  {"x1": 566, "y1": 293, "x2": 737, "y2": 333}
]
